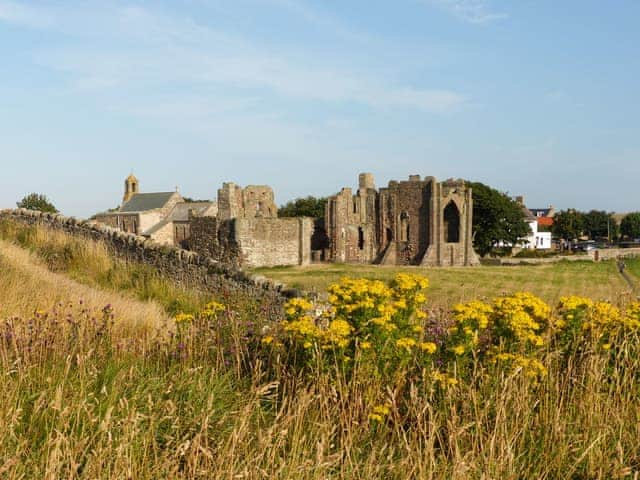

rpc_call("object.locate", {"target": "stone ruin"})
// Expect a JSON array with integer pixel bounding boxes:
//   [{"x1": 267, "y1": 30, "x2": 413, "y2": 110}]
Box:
[
  {"x1": 325, "y1": 173, "x2": 479, "y2": 267},
  {"x1": 94, "y1": 172, "x2": 479, "y2": 268}
]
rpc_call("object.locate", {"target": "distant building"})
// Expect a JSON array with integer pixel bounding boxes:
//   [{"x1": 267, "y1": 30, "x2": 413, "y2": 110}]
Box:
[
  {"x1": 94, "y1": 174, "x2": 217, "y2": 246},
  {"x1": 94, "y1": 172, "x2": 482, "y2": 268},
  {"x1": 515, "y1": 196, "x2": 552, "y2": 250},
  {"x1": 325, "y1": 174, "x2": 480, "y2": 266},
  {"x1": 529, "y1": 206, "x2": 556, "y2": 219}
]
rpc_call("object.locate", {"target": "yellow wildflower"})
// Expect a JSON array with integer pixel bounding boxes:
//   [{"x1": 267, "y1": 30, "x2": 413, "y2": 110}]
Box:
[
  {"x1": 201, "y1": 301, "x2": 225, "y2": 318},
  {"x1": 451, "y1": 345, "x2": 465, "y2": 355},
  {"x1": 174, "y1": 313, "x2": 194, "y2": 324},
  {"x1": 396, "y1": 337, "x2": 417, "y2": 351},
  {"x1": 419, "y1": 342, "x2": 437, "y2": 354}
]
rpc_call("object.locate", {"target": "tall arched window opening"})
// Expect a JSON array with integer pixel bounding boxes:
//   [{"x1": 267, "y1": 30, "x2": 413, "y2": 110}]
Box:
[{"x1": 443, "y1": 202, "x2": 460, "y2": 243}]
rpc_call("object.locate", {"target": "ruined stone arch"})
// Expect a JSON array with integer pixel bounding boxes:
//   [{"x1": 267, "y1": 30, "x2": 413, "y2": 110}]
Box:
[{"x1": 443, "y1": 200, "x2": 460, "y2": 243}]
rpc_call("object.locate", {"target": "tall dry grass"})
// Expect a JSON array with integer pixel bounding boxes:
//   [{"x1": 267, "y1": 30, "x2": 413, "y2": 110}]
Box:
[
  {"x1": 2, "y1": 294, "x2": 639, "y2": 478},
  {"x1": 0, "y1": 239, "x2": 167, "y2": 335},
  {"x1": 1, "y1": 220, "x2": 639, "y2": 478},
  {"x1": 0, "y1": 219, "x2": 212, "y2": 316}
]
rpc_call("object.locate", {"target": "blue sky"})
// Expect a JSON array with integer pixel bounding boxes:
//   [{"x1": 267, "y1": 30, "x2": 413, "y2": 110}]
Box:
[{"x1": 1, "y1": 0, "x2": 638, "y2": 217}]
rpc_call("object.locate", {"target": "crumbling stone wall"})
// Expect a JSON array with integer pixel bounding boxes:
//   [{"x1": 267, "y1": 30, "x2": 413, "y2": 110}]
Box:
[
  {"x1": 188, "y1": 213, "x2": 312, "y2": 268},
  {"x1": 325, "y1": 173, "x2": 378, "y2": 264},
  {"x1": 187, "y1": 214, "x2": 242, "y2": 268},
  {"x1": 422, "y1": 179, "x2": 478, "y2": 267},
  {"x1": 378, "y1": 176, "x2": 433, "y2": 265},
  {"x1": 325, "y1": 173, "x2": 479, "y2": 267},
  {"x1": 217, "y1": 183, "x2": 277, "y2": 220},
  {"x1": 0, "y1": 209, "x2": 296, "y2": 313},
  {"x1": 234, "y1": 217, "x2": 313, "y2": 267}
]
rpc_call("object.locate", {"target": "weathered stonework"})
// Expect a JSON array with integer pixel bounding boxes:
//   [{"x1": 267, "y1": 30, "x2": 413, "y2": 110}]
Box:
[
  {"x1": 187, "y1": 209, "x2": 312, "y2": 268},
  {"x1": 217, "y1": 183, "x2": 277, "y2": 220},
  {"x1": 325, "y1": 173, "x2": 479, "y2": 267},
  {"x1": 0, "y1": 209, "x2": 298, "y2": 319},
  {"x1": 234, "y1": 217, "x2": 313, "y2": 267},
  {"x1": 93, "y1": 172, "x2": 479, "y2": 269}
]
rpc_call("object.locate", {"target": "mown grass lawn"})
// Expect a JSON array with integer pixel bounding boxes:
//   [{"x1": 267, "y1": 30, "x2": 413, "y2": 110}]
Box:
[{"x1": 253, "y1": 259, "x2": 634, "y2": 306}]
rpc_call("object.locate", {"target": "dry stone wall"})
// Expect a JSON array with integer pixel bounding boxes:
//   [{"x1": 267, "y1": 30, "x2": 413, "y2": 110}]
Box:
[
  {"x1": 187, "y1": 215, "x2": 243, "y2": 268},
  {"x1": 594, "y1": 248, "x2": 640, "y2": 261},
  {"x1": 0, "y1": 209, "x2": 298, "y2": 312}
]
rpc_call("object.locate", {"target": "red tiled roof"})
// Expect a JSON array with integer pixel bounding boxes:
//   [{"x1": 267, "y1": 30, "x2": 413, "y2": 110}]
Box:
[{"x1": 537, "y1": 217, "x2": 554, "y2": 227}]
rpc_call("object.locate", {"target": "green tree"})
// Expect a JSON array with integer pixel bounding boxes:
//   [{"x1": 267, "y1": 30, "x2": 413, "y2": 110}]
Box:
[
  {"x1": 278, "y1": 196, "x2": 327, "y2": 218},
  {"x1": 467, "y1": 182, "x2": 530, "y2": 256},
  {"x1": 551, "y1": 209, "x2": 585, "y2": 241},
  {"x1": 620, "y1": 212, "x2": 640, "y2": 239},
  {"x1": 583, "y1": 210, "x2": 618, "y2": 240},
  {"x1": 16, "y1": 193, "x2": 58, "y2": 213}
]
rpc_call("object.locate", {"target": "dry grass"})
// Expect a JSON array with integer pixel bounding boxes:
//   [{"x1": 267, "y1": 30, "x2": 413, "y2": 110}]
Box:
[
  {"x1": 1, "y1": 290, "x2": 639, "y2": 479},
  {"x1": 253, "y1": 261, "x2": 634, "y2": 307},
  {"x1": 0, "y1": 219, "x2": 211, "y2": 316},
  {"x1": 1, "y1": 222, "x2": 639, "y2": 478},
  {"x1": 0, "y1": 239, "x2": 168, "y2": 335}
]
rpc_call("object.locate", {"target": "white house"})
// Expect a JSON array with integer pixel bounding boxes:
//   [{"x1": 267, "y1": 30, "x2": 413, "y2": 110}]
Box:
[
  {"x1": 517, "y1": 197, "x2": 552, "y2": 250},
  {"x1": 524, "y1": 217, "x2": 552, "y2": 250}
]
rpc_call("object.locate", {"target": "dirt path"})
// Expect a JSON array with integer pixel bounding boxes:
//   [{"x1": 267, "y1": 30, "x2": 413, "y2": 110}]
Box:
[
  {"x1": 0, "y1": 239, "x2": 168, "y2": 331},
  {"x1": 617, "y1": 259, "x2": 639, "y2": 297}
]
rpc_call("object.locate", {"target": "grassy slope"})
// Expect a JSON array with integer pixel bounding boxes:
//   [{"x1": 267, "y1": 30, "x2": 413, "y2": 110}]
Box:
[
  {"x1": 253, "y1": 260, "x2": 632, "y2": 306},
  {"x1": 0, "y1": 219, "x2": 211, "y2": 316},
  {"x1": 0, "y1": 239, "x2": 168, "y2": 334}
]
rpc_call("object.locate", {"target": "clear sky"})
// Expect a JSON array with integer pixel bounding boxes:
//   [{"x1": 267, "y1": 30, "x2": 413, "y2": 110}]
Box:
[{"x1": 1, "y1": 0, "x2": 638, "y2": 218}]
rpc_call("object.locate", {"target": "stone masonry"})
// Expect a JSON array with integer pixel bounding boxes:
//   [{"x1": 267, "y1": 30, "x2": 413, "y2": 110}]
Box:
[
  {"x1": 0, "y1": 209, "x2": 296, "y2": 318},
  {"x1": 94, "y1": 172, "x2": 480, "y2": 269},
  {"x1": 325, "y1": 173, "x2": 479, "y2": 267}
]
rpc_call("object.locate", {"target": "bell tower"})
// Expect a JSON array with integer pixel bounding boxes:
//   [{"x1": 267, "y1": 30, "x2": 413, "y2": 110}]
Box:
[{"x1": 123, "y1": 173, "x2": 139, "y2": 204}]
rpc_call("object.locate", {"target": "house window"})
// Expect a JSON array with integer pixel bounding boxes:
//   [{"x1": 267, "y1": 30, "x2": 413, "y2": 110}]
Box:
[{"x1": 358, "y1": 227, "x2": 364, "y2": 250}]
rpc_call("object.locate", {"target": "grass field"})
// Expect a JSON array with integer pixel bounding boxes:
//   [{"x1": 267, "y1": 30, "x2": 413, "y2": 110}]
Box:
[
  {"x1": 2, "y1": 219, "x2": 640, "y2": 478},
  {"x1": 253, "y1": 259, "x2": 640, "y2": 306}
]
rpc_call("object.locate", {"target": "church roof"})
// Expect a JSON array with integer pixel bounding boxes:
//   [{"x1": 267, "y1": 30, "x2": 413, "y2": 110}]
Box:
[
  {"x1": 140, "y1": 201, "x2": 215, "y2": 236},
  {"x1": 169, "y1": 202, "x2": 214, "y2": 222},
  {"x1": 120, "y1": 192, "x2": 175, "y2": 213}
]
